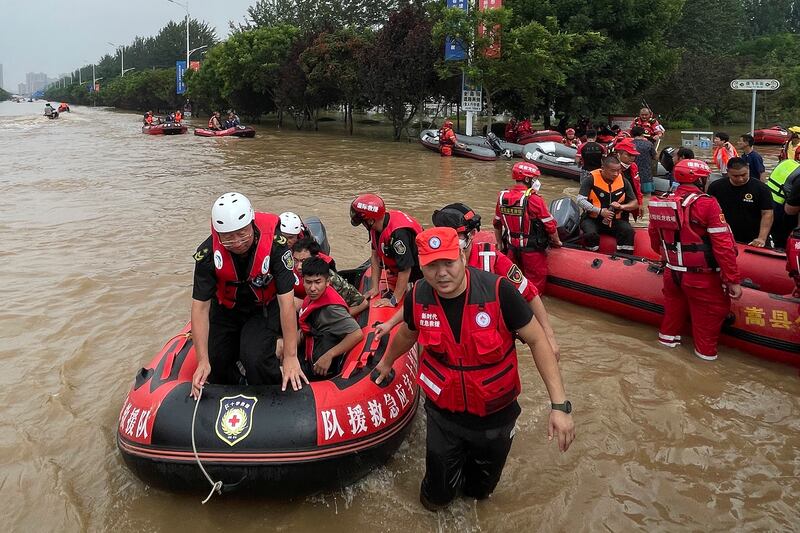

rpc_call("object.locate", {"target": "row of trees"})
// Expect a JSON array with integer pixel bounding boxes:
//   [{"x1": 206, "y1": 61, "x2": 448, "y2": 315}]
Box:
[
  {"x1": 46, "y1": 0, "x2": 800, "y2": 133},
  {"x1": 0, "y1": 87, "x2": 10, "y2": 102}
]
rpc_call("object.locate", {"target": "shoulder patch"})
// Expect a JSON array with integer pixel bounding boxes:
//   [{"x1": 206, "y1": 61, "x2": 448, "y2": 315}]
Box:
[
  {"x1": 281, "y1": 249, "x2": 294, "y2": 270},
  {"x1": 275, "y1": 235, "x2": 287, "y2": 245},
  {"x1": 719, "y1": 213, "x2": 726, "y2": 223},
  {"x1": 393, "y1": 239, "x2": 407, "y2": 255},
  {"x1": 507, "y1": 264, "x2": 524, "y2": 284},
  {"x1": 193, "y1": 248, "x2": 208, "y2": 262}
]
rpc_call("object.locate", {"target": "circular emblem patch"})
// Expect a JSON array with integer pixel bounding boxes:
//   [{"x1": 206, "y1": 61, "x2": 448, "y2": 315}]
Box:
[
  {"x1": 214, "y1": 250, "x2": 223, "y2": 270},
  {"x1": 261, "y1": 256, "x2": 270, "y2": 275},
  {"x1": 429, "y1": 236, "x2": 441, "y2": 249},
  {"x1": 220, "y1": 408, "x2": 247, "y2": 437},
  {"x1": 475, "y1": 311, "x2": 491, "y2": 328}
]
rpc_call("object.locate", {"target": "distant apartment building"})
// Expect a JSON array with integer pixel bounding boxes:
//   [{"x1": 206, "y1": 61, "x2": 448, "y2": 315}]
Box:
[
  {"x1": 18, "y1": 83, "x2": 27, "y2": 95},
  {"x1": 26, "y1": 72, "x2": 48, "y2": 95}
]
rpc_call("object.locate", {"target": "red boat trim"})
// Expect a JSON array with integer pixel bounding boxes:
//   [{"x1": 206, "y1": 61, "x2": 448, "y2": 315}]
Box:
[
  {"x1": 547, "y1": 274, "x2": 800, "y2": 356},
  {"x1": 118, "y1": 396, "x2": 418, "y2": 464}
]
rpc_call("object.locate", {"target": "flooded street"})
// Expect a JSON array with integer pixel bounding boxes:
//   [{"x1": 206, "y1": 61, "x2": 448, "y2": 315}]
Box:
[{"x1": 0, "y1": 101, "x2": 798, "y2": 532}]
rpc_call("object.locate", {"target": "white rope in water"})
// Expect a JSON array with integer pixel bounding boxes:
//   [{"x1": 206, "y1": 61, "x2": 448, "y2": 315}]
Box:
[{"x1": 191, "y1": 386, "x2": 223, "y2": 504}]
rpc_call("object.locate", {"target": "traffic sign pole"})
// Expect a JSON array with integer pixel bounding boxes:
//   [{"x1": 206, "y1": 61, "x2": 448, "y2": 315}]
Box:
[
  {"x1": 750, "y1": 90, "x2": 757, "y2": 135},
  {"x1": 730, "y1": 79, "x2": 780, "y2": 134}
]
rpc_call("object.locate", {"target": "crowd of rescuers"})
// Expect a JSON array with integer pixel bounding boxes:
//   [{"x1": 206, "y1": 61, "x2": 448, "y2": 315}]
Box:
[{"x1": 188, "y1": 189, "x2": 575, "y2": 511}]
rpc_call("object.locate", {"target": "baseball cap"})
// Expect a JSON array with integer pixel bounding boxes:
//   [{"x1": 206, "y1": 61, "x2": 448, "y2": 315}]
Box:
[
  {"x1": 416, "y1": 227, "x2": 461, "y2": 266},
  {"x1": 615, "y1": 139, "x2": 640, "y2": 155}
]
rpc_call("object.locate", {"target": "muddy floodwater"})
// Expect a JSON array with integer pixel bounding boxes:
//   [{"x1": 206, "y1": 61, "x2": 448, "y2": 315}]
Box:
[{"x1": 0, "y1": 101, "x2": 797, "y2": 532}]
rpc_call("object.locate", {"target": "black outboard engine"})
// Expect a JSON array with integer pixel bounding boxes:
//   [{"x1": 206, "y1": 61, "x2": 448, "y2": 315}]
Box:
[
  {"x1": 304, "y1": 216, "x2": 331, "y2": 255},
  {"x1": 549, "y1": 197, "x2": 581, "y2": 241},
  {"x1": 659, "y1": 146, "x2": 675, "y2": 173}
]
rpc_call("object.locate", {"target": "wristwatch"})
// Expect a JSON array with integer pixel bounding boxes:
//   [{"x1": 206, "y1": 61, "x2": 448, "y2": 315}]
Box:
[
  {"x1": 551, "y1": 401, "x2": 572, "y2": 414},
  {"x1": 388, "y1": 294, "x2": 398, "y2": 307}
]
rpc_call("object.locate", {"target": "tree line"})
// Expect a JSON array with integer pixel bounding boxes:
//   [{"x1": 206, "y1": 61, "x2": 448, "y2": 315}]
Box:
[{"x1": 46, "y1": 0, "x2": 800, "y2": 135}]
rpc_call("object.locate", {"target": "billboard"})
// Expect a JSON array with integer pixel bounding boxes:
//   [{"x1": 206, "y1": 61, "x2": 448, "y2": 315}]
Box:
[{"x1": 445, "y1": 0, "x2": 469, "y2": 61}]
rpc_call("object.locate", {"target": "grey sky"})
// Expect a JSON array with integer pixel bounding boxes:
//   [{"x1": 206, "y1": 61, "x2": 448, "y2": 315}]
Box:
[{"x1": 1, "y1": 0, "x2": 256, "y2": 91}]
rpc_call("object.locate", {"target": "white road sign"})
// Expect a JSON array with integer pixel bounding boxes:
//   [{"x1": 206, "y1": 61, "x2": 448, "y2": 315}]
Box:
[{"x1": 730, "y1": 79, "x2": 780, "y2": 91}]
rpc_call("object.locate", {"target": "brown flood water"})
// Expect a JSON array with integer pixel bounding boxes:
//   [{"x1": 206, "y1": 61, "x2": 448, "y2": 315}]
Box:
[{"x1": 0, "y1": 102, "x2": 798, "y2": 532}]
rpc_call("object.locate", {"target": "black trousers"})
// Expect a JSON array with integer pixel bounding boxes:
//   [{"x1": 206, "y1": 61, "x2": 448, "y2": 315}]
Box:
[
  {"x1": 207, "y1": 300, "x2": 282, "y2": 386},
  {"x1": 580, "y1": 215, "x2": 634, "y2": 251},
  {"x1": 300, "y1": 331, "x2": 345, "y2": 380},
  {"x1": 420, "y1": 403, "x2": 518, "y2": 508}
]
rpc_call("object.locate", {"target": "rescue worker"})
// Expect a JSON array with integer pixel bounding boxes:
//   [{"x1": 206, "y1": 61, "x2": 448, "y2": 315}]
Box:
[
  {"x1": 504, "y1": 117, "x2": 518, "y2": 142},
  {"x1": 438, "y1": 119, "x2": 464, "y2": 157},
  {"x1": 190, "y1": 192, "x2": 307, "y2": 399},
  {"x1": 765, "y1": 159, "x2": 800, "y2": 246},
  {"x1": 373, "y1": 227, "x2": 575, "y2": 511},
  {"x1": 786, "y1": 226, "x2": 800, "y2": 297},
  {"x1": 562, "y1": 128, "x2": 578, "y2": 148},
  {"x1": 174, "y1": 109, "x2": 183, "y2": 123},
  {"x1": 614, "y1": 139, "x2": 644, "y2": 220},
  {"x1": 517, "y1": 117, "x2": 533, "y2": 137},
  {"x1": 712, "y1": 132, "x2": 738, "y2": 176},
  {"x1": 279, "y1": 211, "x2": 309, "y2": 248},
  {"x1": 779, "y1": 129, "x2": 800, "y2": 161},
  {"x1": 493, "y1": 162, "x2": 562, "y2": 292},
  {"x1": 576, "y1": 155, "x2": 638, "y2": 253},
  {"x1": 350, "y1": 193, "x2": 423, "y2": 308},
  {"x1": 142, "y1": 111, "x2": 154, "y2": 125},
  {"x1": 648, "y1": 159, "x2": 743, "y2": 361},
  {"x1": 576, "y1": 130, "x2": 606, "y2": 172},
  {"x1": 296, "y1": 257, "x2": 363, "y2": 379},
  {"x1": 292, "y1": 237, "x2": 369, "y2": 317},
  {"x1": 630, "y1": 108, "x2": 664, "y2": 143},
  {"x1": 208, "y1": 111, "x2": 222, "y2": 131}
]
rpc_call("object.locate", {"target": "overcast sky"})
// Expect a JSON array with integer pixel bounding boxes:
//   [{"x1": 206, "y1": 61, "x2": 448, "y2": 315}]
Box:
[{"x1": 1, "y1": 0, "x2": 256, "y2": 91}]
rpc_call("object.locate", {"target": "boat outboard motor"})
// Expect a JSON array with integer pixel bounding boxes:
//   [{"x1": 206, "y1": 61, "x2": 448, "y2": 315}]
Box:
[
  {"x1": 549, "y1": 197, "x2": 581, "y2": 241},
  {"x1": 304, "y1": 216, "x2": 331, "y2": 255},
  {"x1": 659, "y1": 146, "x2": 675, "y2": 173},
  {"x1": 486, "y1": 132, "x2": 512, "y2": 158}
]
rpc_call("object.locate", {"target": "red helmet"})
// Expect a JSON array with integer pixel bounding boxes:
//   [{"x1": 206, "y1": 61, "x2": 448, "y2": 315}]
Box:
[
  {"x1": 512, "y1": 161, "x2": 541, "y2": 181},
  {"x1": 566, "y1": 128, "x2": 575, "y2": 135},
  {"x1": 443, "y1": 120, "x2": 453, "y2": 128},
  {"x1": 350, "y1": 193, "x2": 386, "y2": 226},
  {"x1": 673, "y1": 159, "x2": 712, "y2": 184}
]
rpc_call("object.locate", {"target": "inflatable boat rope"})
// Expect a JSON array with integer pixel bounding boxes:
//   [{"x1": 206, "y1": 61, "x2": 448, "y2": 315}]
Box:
[{"x1": 192, "y1": 385, "x2": 224, "y2": 504}]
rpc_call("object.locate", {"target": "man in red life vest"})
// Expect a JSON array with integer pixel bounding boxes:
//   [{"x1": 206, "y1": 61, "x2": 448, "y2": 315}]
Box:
[
  {"x1": 562, "y1": 128, "x2": 578, "y2": 148},
  {"x1": 614, "y1": 139, "x2": 644, "y2": 220},
  {"x1": 494, "y1": 162, "x2": 562, "y2": 292},
  {"x1": 517, "y1": 117, "x2": 533, "y2": 137},
  {"x1": 350, "y1": 193, "x2": 423, "y2": 308},
  {"x1": 279, "y1": 211, "x2": 310, "y2": 249},
  {"x1": 190, "y1": 192, "x2": 308, "y2": 399},
  {"x1": 296, "y1": 257, "x2": 363, "y2": 379},
  {"x1": 439, "y1": 119, "x2": 464, "y2": 157},
  {"x1": 373, "y1": 227, "x2": 575, "y2": 511},
  {"x1": 648, "y1": 159, "x2": 743, "y2": 361},
  {"x1": 630, "y1": 107, "x2": 664, "y2": 143},
  {"x1": 504, "y1": 117, "x2": 518, "y2": 142}
]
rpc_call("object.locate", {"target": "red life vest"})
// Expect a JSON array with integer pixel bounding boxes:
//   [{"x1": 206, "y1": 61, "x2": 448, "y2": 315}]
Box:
[
  {"x1": 370, "y1": 210, "x2": 423, "y2": 274},
  {"x1": 439, "y1": 127, "x2": 457, "y2": 157},
  {"x1": 648, "y1": 193, "x2": 719, "y2": 273},
  {"x1": 293, "y1": 252, "x2": 335, "y2": 298},
  {"x1": 211, "y1": 212, "x2": 280, "y2": 308},
  {"x1": 496, "y1": 187, "x2": 549, "y2": 251},
  {"x1": 298, "y1": 285, "x2": 348, "y2": 361},
  {"x1": 413, "y1": 267, "x2": 521, "y2": 417}
]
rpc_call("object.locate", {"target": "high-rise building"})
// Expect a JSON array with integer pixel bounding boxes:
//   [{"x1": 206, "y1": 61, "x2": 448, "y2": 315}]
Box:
[
  {"x1": 26, "y1": 72, "x2": 48, "y2": 95},
  {"x1": 18, "y1": 83, "x2": 27, "y2": 95}
]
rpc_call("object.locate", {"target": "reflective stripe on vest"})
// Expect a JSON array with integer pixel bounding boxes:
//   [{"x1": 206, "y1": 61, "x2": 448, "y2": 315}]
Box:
[
  {"x1": 587, "y1": 169, "x2": 626, "y2": 218},
  {"x1": 497, "y1": 187, "x2": 548, "y2": 250},
  {"x1": 648, "y1": 193, "x2": 719, "y2": 272},
  {"x1": 766, "y1": 159, "x2": 800, "y2": 204},
  {"x1": 412, "y1": 267, "x2": 521, "y2": 417},
  {"x1": 211, "y1": 212, "x2": 280, "y2": 308}
]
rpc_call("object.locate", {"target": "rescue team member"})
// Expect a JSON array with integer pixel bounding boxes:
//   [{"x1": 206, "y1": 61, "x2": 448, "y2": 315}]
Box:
[
  {"x1": 712, "y1": 132, "x2": 738, "y2": 175},
  {"x1": 174, "y1": 109, "x2": 183, "y2": 123},
  {"x1": 279, "y1": 211, "x2": 309, "y2": 248},
  {"x1": 576, "y1": 156, "x2": 638, "y2": 252},
  {"x1": 766, "y1": 159, "x2": 800, "y2": 246},
  {"x1": 614, "y1": 139, "x2": 644, "y2": 220},
  {"x1": 562, "y1": 128, "x2": 578, "y2": 148},
  {"x1": 493, "y1": 162, "x2": 561, "y2": 292},
  {"x1": 786, "y1": 226, "x2": 800, "y2": 297},
  {"x1": 190, "y1": 192, "x2": 308, "y2": 400},
  {"x1": 648, "y1": 160, "x2": 743, "y2": 361},
  {"x1": 504, "y1": 117, "x2": 518, "y2": 142},
  {"x1": 374, "y1": 203, "x2": 561, "y2": 359},
  {"x1": 143, "y1": 111, "x2": 154, "y2": 125},
  {"x1": 576, "y1": 130, "x2": 606, "y2": 171},
  {"x1": 296, "y1": 257, "x2": 363, "y2": 379},
  {"x1": 208, "y1": 111, "x2": 222, "y2": 131},
  {"x1": 517, "y1": 117, "x2": 533, "y2": 137},
  {"x1": 707, "y1": 157, "x2": 774, "y2": 246},
  {"x1": 292, "y1": 238, "x2": 368, "y2": 316},
  {"x1": 438, "y1": 120, "x2": 465, "y2": 157},
  {"x1": 350, "y1": 193, "x2": 423, "y2": 307},
  {"x1": 629, "y1": 107, "x2": 664, "y2": 143},
  {"x1": 373, "y1": 227, "x2": 575, "y2": 511}
]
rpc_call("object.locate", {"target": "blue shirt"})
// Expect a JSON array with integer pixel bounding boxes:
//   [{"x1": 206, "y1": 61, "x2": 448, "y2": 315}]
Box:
[{"x1": 741, "y1": 150, "x2": 765, "y2": 180}]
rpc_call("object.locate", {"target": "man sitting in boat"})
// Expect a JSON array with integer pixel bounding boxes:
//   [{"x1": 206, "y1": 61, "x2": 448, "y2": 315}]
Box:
[
  {"x1": 561, "y1": 128, "x2": 578, "y2": 148},
  {"x1": 350, "y1": 193, "x2": 423, "y2": 308},
  {"x1": 208, "y1": 111, "x2": 222, "y2": 131},
  {"x1": 224, "y1": 111, "x2": 240, "y2": 129},
  {"x1": 576, "y1": 155, "x2": 639, "y2": 253},
  {"x1": 517, "y1": 117, "x2": 533, "y2": 137},
  {"x1": 174, "y1": 109, "x2": 183, "y2": 123},
  {"x1": 296, "y1": 257, "x2": 364, "y2": 379},
  {"x1": 504, "y1": 117, "x2": 518, "y2": 142},
  {"x1": 292, "y1": 237, "x2": 369, "y2": 316},
  {"x1": 190, "y1": 192, "x2": 307, "y2": 400},
  {"x1": 143, "y1": 111, "x2": 154, "y2": 125}
]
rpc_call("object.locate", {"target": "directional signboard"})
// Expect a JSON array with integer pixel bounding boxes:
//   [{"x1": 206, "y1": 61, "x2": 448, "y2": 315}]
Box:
[{"x1": 730, "y1": 79, "x2": 780, "y2": 91}]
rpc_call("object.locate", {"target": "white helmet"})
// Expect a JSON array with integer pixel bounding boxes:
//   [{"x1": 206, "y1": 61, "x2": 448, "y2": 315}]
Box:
[
  {"x1": 279, "y1": 211, "x2": 303, "y2": 235},
  {"x1": 211, "y1": 192, "x2": 254, "y2": 233}
]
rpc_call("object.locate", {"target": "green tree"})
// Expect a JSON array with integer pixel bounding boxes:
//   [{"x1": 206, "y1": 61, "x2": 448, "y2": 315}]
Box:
[{"x1": 235, "y1": 0, "x2": 398, "y2": 32}]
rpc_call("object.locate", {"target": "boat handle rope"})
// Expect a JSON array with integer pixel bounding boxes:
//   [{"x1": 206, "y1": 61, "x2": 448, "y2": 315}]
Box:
[{"x1": 191, "y1": 385, "x2": 223, "y2": 504}]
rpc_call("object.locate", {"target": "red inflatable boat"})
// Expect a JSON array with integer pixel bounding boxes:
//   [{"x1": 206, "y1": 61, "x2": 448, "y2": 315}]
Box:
[
  {"x1": 516, "y1": 130, "x2": 564, "y2": 144},
  {"x1": 117, "y1": 267, "x2": 419, "y2": 496},
  {"x1": 142, "y1": 123, "x2": 188, "y2": 135},
  {"x1": 753, "y1": 126, "x2": 790, "y2": 145},
  {"x1": 545, "y1": 245, "x2": 799, "y2": 367},
  {"x1": 194, "y1": 126, "x2": 256, "y2": 138}
]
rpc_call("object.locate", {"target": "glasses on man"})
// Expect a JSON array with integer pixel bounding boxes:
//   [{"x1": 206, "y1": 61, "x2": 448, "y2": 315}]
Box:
[{"x1": 219, "y1": 227, "x2": 253, "y2": 247}]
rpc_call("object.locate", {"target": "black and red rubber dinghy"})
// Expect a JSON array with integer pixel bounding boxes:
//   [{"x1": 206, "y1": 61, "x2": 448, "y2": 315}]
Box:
[
  {"x1": 194, "y1": 126, "x2": 256, "y2": 138},
  {"x1": 142, "y1": 123, "x2": 188, "y2": 135},
  {"x1": 117, "y1": 268, "x2": 419, "y2": 495}
]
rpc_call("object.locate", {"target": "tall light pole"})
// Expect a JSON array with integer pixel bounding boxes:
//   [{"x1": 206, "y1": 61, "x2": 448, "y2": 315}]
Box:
[
  {"x1": 167, "y1": 0, "x2": 190, "y2": 69},
  {"x1": 108, "y1": 41, "x2": 124, "y2": 77}
]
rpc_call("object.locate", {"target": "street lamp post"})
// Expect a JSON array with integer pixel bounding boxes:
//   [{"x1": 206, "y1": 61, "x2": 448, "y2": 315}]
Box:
[
  {"x1": 108, "y1": 41, "x2": 125, "y2": 77},
  {"x1": 167, "y1": 0, "x2": 190, "y2": 70},
  {"x1": 123, "y1": 68, "x2": 136, "y2": 76}
]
